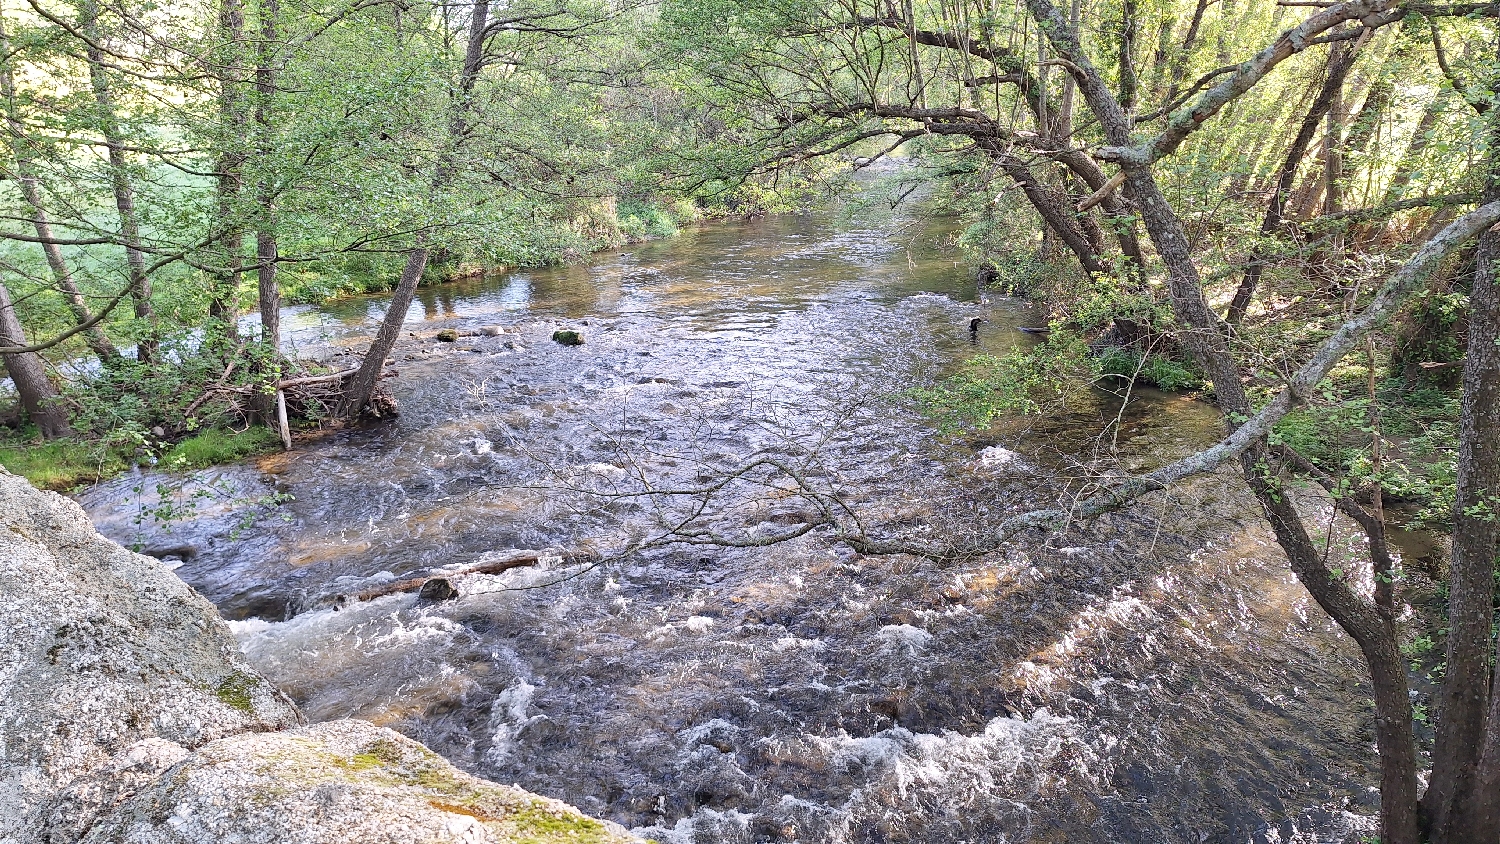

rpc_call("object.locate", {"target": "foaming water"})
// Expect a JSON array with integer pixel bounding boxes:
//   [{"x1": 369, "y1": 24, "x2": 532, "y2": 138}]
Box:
[{"x1": 82, "y1": 198, "x2": 1381, "y2": 842}]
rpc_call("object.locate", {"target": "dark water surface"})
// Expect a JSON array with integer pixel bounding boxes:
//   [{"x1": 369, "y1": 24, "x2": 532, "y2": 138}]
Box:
[{"x1": 79, "y1": 206, "x2": 1382, "y2": 843}]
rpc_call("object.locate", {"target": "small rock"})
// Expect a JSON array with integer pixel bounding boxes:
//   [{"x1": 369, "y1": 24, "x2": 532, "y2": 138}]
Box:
[
  {"x1": 552, "y1": 329, "x2": 584, "y2": 346},
  {"x1": 478, "y1": 325, "x2": 504, "y2": 336},
  {"x1": 417, "y1": 577, "x2": 459, "y2": 602},
  {"x1": 435, "y1": 329, "x2": 459, "y2": 342},
  {"x1": 149, "y1": 426, "x2": 165, "y2": 439}
]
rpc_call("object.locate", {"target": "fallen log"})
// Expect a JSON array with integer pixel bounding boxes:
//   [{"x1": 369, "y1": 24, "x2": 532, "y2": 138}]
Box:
[{"x1": 338, "y1": 550, "x2": 586, "y2": 605}]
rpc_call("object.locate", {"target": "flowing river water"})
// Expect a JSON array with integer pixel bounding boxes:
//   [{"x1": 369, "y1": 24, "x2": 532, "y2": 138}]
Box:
[{"x1": 78, "y1": 200, "x2": 1390, "y2": 843}]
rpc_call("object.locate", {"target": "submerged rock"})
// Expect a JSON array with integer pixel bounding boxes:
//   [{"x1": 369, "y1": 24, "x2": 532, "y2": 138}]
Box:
[
  {"x1": 418, "y1": 576, "x2": 460, "y2": 602},
  {"x1": 0, "y1": 468, "x2": 641, "y2": 844}
]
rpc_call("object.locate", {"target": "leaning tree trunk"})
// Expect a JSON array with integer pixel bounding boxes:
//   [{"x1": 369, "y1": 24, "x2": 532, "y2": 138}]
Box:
[
  {"x1": 337, "y1": 243, "x2": 430, "y2": 417},
  {"x1": 1227, "y1": 39, "x2": 1362, "y2": 326},
  {"x1": 1017, "y1": 1, "x2": 1425, "y2": 838},
  {"x1": 82, "y1": 0, "x2": 156, "y2": 363},
  {"x1": 986, "y1": 147, "x2": 1107, "y2": 276},
  {"x1": 0, "y1": 282, "x2": 70, "y2": 439},
  {"x1": 0, "y1": 12, "x2": 118, "y2": 365},
  {"x1": 338, "y1": 0, "x2": 490, "y2": 418}
]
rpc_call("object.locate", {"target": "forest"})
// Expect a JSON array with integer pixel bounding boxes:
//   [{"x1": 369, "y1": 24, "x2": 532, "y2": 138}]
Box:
[{"x1": 2, "y1": 0, "x2": 1499, "y2": 840}]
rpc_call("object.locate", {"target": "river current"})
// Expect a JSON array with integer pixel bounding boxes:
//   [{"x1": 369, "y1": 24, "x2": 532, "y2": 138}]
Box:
[{"x1": 78, "y1": 201, "x2": 1383, "y2": 843}]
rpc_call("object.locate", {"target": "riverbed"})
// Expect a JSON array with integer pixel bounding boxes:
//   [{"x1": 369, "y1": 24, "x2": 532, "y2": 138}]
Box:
[{"x1": 78, "y1": 200, "x2": 1381, "y2": 843}]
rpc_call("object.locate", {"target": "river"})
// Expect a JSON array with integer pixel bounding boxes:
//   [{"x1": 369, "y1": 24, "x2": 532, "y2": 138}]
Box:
[{"x1": 78, "y1": 197, "x2": 1383, "y2": 843}]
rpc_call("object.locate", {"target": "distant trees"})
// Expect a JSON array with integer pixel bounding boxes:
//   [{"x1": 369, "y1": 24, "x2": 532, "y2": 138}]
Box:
[{"x1": 1, "y1": 0, "x2": 674, "y2": 436}]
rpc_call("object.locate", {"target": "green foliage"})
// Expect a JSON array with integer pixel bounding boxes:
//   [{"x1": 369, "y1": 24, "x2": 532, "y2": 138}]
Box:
[
  {"x1": 1095, "y1": 348, "x2": 1203, "y2": 392},
  {"x1": 0, "y1": 438, "x2": 127, "y2": 491},
  {"x1": 617, "y1": 198, "x2": 682, "y2": 240},
  {"x1": 1269, "y1": 378, "x2": 1462, "y2": 527},
  {"x1": 160, "y1": 427, "x2": 281, "y2": 471},
  {"x1": 912, "y1": 334, "x2": 1091, "y2": 431}
]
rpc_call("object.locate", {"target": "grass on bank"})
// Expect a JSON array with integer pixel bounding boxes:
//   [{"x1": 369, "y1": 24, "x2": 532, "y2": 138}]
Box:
[
  {"x1": 0, "y1": 439, "x2": 127, "y2": 491},
  {"x1": 0, "y1": 426, "x2": 280, "y2": 491}
]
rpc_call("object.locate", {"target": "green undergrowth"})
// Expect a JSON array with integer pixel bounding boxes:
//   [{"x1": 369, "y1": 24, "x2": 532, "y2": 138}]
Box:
[
  {"x1": 0, "y1": 438, "x2": 127, "y2": 491},
  {"x1": 1095, "y1": 347, "x2": 1203, "y2": 392},
  {"x1": 1269, "y1": 380, "x2": 1461, "y2": 528},
  {"x1": 0, "y1": 425, "x2": 280, "y2": 492},
  {"x1": 160, "y1": 427, "x2": 281, "y2": 470}
]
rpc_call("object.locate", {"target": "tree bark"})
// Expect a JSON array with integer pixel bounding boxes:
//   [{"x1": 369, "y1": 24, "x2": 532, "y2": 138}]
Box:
[
  {"x1": 339, "y1": 0, "x2": 491, "y2": 417},
  {"x1": 0, "y1": 12, "x2": 118, "y2": 365},
  {"x1": 1020, "y1": 2, "x2": 1423, "y2": 838},
  {"x1": 1382, "y1": 94, "x2": 1443, "y2": 204},
  {"x1": 1227, "y1": 41, "x2": 1362, "y2": 326},
  {"x1": 0, "y1": 282, "x2": 70, "y2": 439},
  {"x1": 1162, "y1": 0, "x2": 1211, "y2": 106},
  {"x1": 992, "y1": 150, "x2": 1107, "y2": 276},
  {"x1": 81, "y1": 0, "x2": 156, "y2": 363},
  {"x1": 1118, "y1": 0, "x2": 1138, "y2": 111},
  {"x1": 1423, "y1": 223, "x2": 1500, "y2": 842},
  {"x1": 211, "y1": 0, "x2": 248, "y2": 348},
  {"x1": 254, "y1": 0, "x2": 280, "y2": 351}
]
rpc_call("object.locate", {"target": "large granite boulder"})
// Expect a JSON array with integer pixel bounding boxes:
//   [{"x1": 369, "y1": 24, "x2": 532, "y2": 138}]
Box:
[{"x1": 0, "y1": 468, "x2": 639, "y2": 844}]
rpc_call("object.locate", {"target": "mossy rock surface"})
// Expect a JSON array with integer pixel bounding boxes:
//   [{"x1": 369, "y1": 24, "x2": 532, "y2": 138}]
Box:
[
  {"x1": 75, "y1": 720, "x2": 644, "y2": 844},
  {"x1": 551, "y1": 329, "x2": 583, "y2": 346},
  {"x1": 0, "y1": 468, "x2": 640, "y2": 844}
]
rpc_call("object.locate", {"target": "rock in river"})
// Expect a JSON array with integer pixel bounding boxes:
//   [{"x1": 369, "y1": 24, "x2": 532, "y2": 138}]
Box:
[
  {"x1": 0, "y1": 467, "x2": 642, "y2": 844},
  {"x1": 551, "y1": 329, "x2": 583, "y2": 346}
]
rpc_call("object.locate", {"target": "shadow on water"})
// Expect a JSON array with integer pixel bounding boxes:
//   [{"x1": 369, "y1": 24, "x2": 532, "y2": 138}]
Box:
[{"x1": 78, "y1": 199, "x2": 1385, "y2": 843}]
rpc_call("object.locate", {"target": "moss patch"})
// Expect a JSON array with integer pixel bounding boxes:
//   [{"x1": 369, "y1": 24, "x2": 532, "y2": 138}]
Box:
[
  {"x1": 507, "y1": 803, "x2": 611, "y2": 843},
  {"x1": 215, "y1": 671, "x2": 260, "y2": 713}
]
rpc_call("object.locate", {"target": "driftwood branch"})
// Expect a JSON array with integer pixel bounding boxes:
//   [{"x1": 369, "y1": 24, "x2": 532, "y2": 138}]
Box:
[
  {"x1": 277, "y1": 367, "x2": 359, "y2": 388},
  {"x1": 344, "y1": 551, "x2": 552, "y2": 603}
]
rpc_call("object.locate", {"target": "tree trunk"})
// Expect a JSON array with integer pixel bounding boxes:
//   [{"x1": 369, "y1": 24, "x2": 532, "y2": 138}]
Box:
[
  {"x1": 1423, "y1": 223, "x2": 1500, "y2": 842},
  {"x1": 0, "y1": 282, "x2": 70, "y2": 439},
  {"x1": 1019, "y1": 5, "x2": 1425, "y2": 839},
  {"x1": 1323, "y1": 50, "x2": 1348, "y2": 219},
  {"x1": 1382, "y1": 94, "x2": 1443, "y2": 204},
  {"x1": 82, "y1": 1, "x2": 156, "y2": 363},
  {"x1": 993, "y1": 151, "x2": 1107, "y2": 276},
  {"x1": 337, "y1": 243, "x2": 429, "y2": 417},
  {"x1": 211, "y1": 0, "x2": 248, "y2": 349},
  {"x1": 0, "y1": 12, "x2": 118, "y2": 365},
  {"x1": 1118, "y1": 0, "x2": 1138, "y2": 111},
  {"x1": 1227, "y1": 41, "x2": 1361, "y2": 325},
  {"x1": 339, "y1": 0, "x2": 492, "y2": 418},
  {"x1": 254, "y1": 0, "x2": 280, "y2": 351},
  {"x1": 1162, "y1": 0, "x2": 1210, "y2": 106}
]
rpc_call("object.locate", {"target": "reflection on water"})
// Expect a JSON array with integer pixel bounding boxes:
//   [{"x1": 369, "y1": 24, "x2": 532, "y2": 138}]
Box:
[{"x1": 78, "y1": 201, "x2": 1381, "y2": 843}]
